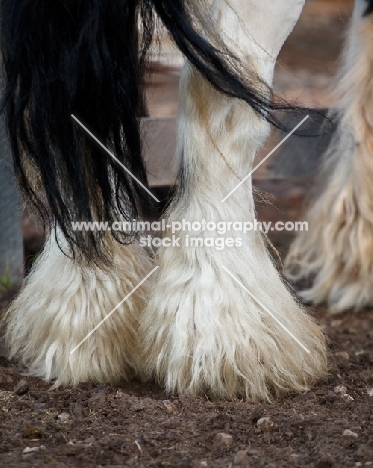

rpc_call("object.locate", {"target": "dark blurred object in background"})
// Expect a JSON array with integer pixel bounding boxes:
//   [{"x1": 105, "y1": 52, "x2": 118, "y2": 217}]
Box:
[{"x1": 0, "y1": 117, "x2": 23, "y2": 290}]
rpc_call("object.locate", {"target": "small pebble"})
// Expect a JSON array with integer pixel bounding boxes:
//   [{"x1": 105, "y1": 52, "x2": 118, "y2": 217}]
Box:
[
  {"x1": 334, "y1": 385, "x2": 347, "y2": 394},
  {"x1": 343, "y1": 429, "x2": 358, "y2": 438},
  {"x1": 257, "y1": 417, "x2": 274, "y2": 432},
  {"x1": 14, "y1": 379, "x2": 29, "y2": 396},
  {"x1": 22, "y1": 446, "x2": 45, "y2": 454},
  {"x1": 84, "y1": 436, "x2": 95, "y2": 445},
  {"x1": 367, "y1": 388, "x2": 373, "y2": 397},
  {"x1": 162, "y1": 400, "x2": 179, "y2": 415},
  {"x1": 341, "y1": 394, "x2": 354, "y2": 401},
  {"x1": 215, "y1": 433, "x2": 233, "y2": 447},
  {"x1": 58, "y1": 413, "x2": 71, "y2": 423}
]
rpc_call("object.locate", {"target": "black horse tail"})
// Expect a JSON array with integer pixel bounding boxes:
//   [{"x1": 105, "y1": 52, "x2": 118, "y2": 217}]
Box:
[
  {"x1": 1, "y1": 0, "x2": 320, "y2": 265},
  {"x1": 1, "y1": 0, "x2": 152, "y2": 265}
]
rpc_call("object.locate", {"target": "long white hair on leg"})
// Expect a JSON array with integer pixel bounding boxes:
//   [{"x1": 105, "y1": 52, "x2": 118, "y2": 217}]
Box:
[
  {"x1": 140, "y1": 0, "x2": 327, "y2": 401},
  {"x1": 285, "y1": 1, "x2": 373, "y2": 312},
  {"x1": 4, "y1": 231, "x2": 154, "y2": 387}
]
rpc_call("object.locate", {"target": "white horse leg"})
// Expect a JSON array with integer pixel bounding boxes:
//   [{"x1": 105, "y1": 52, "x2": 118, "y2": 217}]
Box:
[
  {"x1": 5, "y1": 232, "x2": 153, "y2": 386},
  {"x1": 286, "y1": 0, "x2": 373, "y2": 312},
  {"x1": 140, "y1": 0, "x2": 327, "y2": 400}
]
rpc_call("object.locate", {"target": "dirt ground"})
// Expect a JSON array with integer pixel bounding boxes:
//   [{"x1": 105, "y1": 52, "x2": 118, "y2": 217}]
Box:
[
  {"x1": 2, "y1": 1, "x2": 373, "y2": 467},
  {"x1": 1, "y1": 306, "x2": 373, "y2": 468}
]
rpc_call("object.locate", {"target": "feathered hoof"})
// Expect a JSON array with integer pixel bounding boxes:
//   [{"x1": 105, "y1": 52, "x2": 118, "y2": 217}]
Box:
[
  {"x1": 4, "y1": 237, "x2": 153, "y2": 387},
  {"x1": 140, "y1": 238, "x2": 327, "y2": 401}
]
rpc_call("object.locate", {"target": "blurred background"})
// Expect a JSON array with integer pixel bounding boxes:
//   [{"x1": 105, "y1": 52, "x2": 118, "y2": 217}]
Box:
[
  {"x1": 0, "y1": 0, "x2": 355, "y2": 296},
  {"x1": 146, "y1": 0, "x2": 354, "y2": 116}
]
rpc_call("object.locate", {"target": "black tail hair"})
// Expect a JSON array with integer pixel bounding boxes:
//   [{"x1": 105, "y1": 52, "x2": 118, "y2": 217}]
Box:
[
  {"x1": 1, "y1": 0, "x2": 328, "y2": 264},
  {"x1": 365, "y1": 0, "x2": 373, "y2": 16}
]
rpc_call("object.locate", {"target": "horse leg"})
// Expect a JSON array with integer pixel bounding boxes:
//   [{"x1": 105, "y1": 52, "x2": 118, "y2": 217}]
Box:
[
  {"x1": 140, "y1": 0, "x2": 327, "y2": 400},
  {"x1": 286, "y1": 0, "x2": 373, "y2": 312},
  {"x1": 5, "y1": 232, "x2": 153, "y2": 387}
]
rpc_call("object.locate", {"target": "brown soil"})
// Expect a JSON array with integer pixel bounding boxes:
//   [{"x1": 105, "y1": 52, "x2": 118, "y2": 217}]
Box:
[{"x1": 1, "y1": 305, "x2": 373, "y2": 468}]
